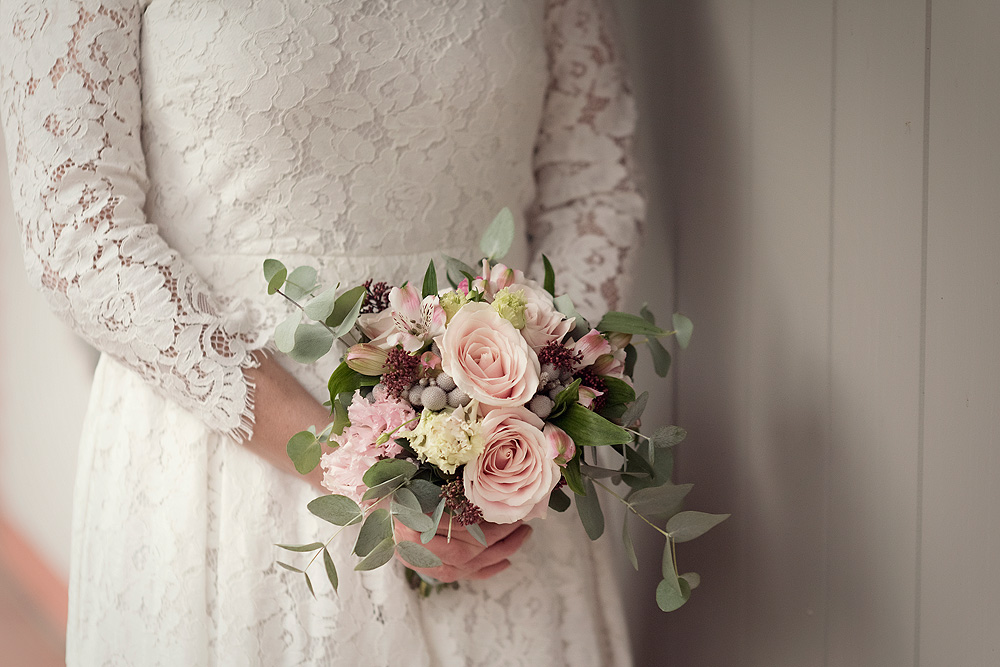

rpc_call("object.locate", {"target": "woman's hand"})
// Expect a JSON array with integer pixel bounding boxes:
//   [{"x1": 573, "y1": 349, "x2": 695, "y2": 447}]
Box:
[{"x1": 394, "y1": 520, "x2": 533, "y2": 583}]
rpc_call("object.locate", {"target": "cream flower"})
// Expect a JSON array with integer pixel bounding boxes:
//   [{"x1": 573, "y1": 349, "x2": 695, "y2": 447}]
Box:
[{"x1": 403, "y1": 401, "x2": 483, "y2": 474}]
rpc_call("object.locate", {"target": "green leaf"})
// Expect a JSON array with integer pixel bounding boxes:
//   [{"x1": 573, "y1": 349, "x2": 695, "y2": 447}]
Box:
[
  {"x1": 622, "y1": 446, "x2": 656, "y2": 490},
  {"x1": 639, "y1": 303, "x2": 657, "y2": 324},
  {"x1": 651, "y1": 426, "x2": 687, "y2": 448},
  {"x1": 304, "y1": 571, "x2": 316, "y2": 598},
  {"x1": 672, "y1": 313, "x2": 694, "y2": 349},
  {"x1": 406, "y1": 479, "x2": 443, "y2": 514},
  {"x1": 327, "y1": 362, "x2": 379, "y2": 406},
  {"x1": 656, "y1": 576, "x2": 691, "y2": 612},
  {"x1": 542, "y1": 254, "x2": 556, "y2": 296},
  {"x1": 551, "y1": 403, "x2": 632, "y2": 447},
  {"x1": 327, "y1": 285, "x2": 367, "y2": 338},
  {"x1": 465, "y1": 523, "x2": 488, "y2": 548},
  {"x1": 626, "y1": 446, "x2": 674, "y2": 491},
  {"x1": 392, "y1": 487, "x2": 422, "y2": 513},
  {"x1": 392, "y1": 488, "x2": 434, "y2": 532},
  {"x1": 680, "y1": 572, "x2": 701, "y2": 590},
  {"x1": 621, "y1": 391, "x2": 649, "y2": 427},
  {"x1": 622, "y1": 515, "x2": 639, "y2": 571},
  {"x1": 647, "y1": 336, "x2": 672, "y2": 377},
  {"x1": 553, "y1": 295, "x2": 590, "y2": 337},
  {"x1": 661, "y1": 537, "x2": 678, "y2": 581},
  {"x1": 331, "y1": 393, "x2": 351, "y2": 436},
  {"x1": 354, "y1": 508, "x2": 392, "y2": 557},
  {"x1": 480, "y1": 207, "x2": 516, "y2": 260},
  {"x1": 274, "y1": 310, "x2": 302, "y2": 354},
  {"x1": 576, "y1": 478, "x2": 605, "y2": 540},
  {"x1": 286, "y1": 430, "x2": 321, "y2": 474},
  {"x1": 396, "y1": 540, "x2": 443, "y2": 569},
  {"x1": 362, "y1": 475, "x2": 406, "y2": 502},
  {"x1": 284, "y1": 266, "x2": 318, "y2": 300},
  {"x1": 303, "y1": 286, "x2": 339, "y2": 322},
  {"x1": 548, "y1": 487, "x2": 571, "y2": 512},
  {"x1": 363, "y1": 459, "x2": 419, "y2": 488},
  {"x1": 563, "y1": 453, "x2": 586, "y2": 496},
  {"x1": 666, "y1": 511, "x2": 730, "y2": 543},
  {"x1": 627, "y1": 483, "x2": 693, "y2": 523},
  {"x1": 287, "y1": 323, "x2": 335, "y2": 364},
  {"x1": 445, "y1": 256, "x2": 477, "y2": 288},
  {"x1": 422, "y1": 260, "x2": 438, "y2": 298},
  {"x1": 276, "y1": 561, "x2": 303, "y2": 574},
  {"x1": 307, "y1": 494, "x2": 363, "y2": 526},
  {"x1": 354, "y1": 536, "x2": 396, "y2": 571},
  {"x1": 624, "y1": 344, "x2": 638, "y2": 378},
  {"x1": 601, "y1": 376, "x2": 636, "y2": 408},
  {"x1": 597, "y1": 311, "x2": 668, "y2": 337},
  {"x1": 581, "y1": 463, "x2": 648, "y2": 480},
  {"x1": 421, "y1": 498, "x2": 446, "y2": 545},
  {"x1": 323, "y1": 547, "x2": 338, "y2": 593},
  {"x1": 264, "y1": 259, "x2": 287, "y2": 295},
  {"x1": 276, "y1": 542, "x2": 324, "y2": 553},
  {"x1": 548, "y1": 378, "x2": 581, "y2": 420}
]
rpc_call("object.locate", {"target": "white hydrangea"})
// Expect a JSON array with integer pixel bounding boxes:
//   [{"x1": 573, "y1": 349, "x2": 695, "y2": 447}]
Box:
[{"x1": 403, "y1": 402, "x2": 484, "y2": 474}]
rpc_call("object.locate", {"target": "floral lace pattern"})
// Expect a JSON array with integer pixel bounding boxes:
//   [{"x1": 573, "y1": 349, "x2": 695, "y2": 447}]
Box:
[{"x1": 1, "y1": 0, "x2": 642, "y2": 664}]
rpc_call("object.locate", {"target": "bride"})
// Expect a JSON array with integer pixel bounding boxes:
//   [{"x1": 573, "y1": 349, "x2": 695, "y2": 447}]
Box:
[{"x1": 0, "y1": 1, "x2": 643, "y2": 664}]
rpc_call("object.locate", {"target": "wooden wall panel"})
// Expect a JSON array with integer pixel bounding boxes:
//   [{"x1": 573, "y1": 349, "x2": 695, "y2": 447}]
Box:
[
  {"x1": 920, "y1": 1, "x2": 1000, "y2": 664},
  {"x1": 827, "y1": 2, "x2": 927, "y2": 665}
]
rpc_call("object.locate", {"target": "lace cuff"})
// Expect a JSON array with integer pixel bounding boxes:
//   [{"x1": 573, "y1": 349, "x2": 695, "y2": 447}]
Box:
[
  {"x1": 528, "y1": 0, "x2": 645, "y2": 322},
  {"x1": 0, "y1": 0, "x2": 264, "y2": 440}
]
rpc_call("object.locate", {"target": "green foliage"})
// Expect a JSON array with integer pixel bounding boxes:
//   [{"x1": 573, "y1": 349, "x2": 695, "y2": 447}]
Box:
[
  {"x1": 306, "y1": 495, "x2": 363, "y2": 526},
  {"x1": 548, "y1": 378, "x2": 581, "y2": 420},
  {"x1": 551, "y1": 403, "x2": 632, "y2": 447},
  {"x1": 276, "y1": 542, "x2": 324, "y2": 553},
  {"x1": 622, "y1": 516, "x2": 639, "y2": 571},
  {"x1": 597, "y1": 311, "x2": 668, "y2": 337},
  {"x1": 286, "y1": 430, "x2": 321, "y2": 474},
  {"x1": 623, "y1": 344, "x2": 638, "y2": 378},
  {"x1": 263, "y1": 259, "x2": 287, "y2": 295},
  {"x1": 323, "y1": 547, "x2": 338, "y2": 593},
  {"x1": 405, "y1": 479, "x2": 443, "y2": 513},
  {"x1": 647, "y1": 336, "x2": 672, "y2": 377},
  {"x1": 284, "y1": 266, "x2": 318, "y2": 300},
  {"x1": 563, "y1": 452, "x2": 586, "y2": 496},
  {"x1": 656, "y1": 575, "x2": 691, "y2": 612},
  {"x1": 627, "y1": 483, "x2": 692, "y2": 523},
  {"x1": 326, "y1": 285, "x2": 367, "y2": 336},
  {"x1": 287, "y1": 323, "x2": 334, "y2": 364},
  {"x1": 302, "y1": 286, "x2": 338, "y2": 322},
  {"x1": 465, "y1": 523, "x2": 488, "y2": 548},
  {"x1": 331, "y1": 393, "x2": 351, "y2": 436},
  {"x1": 601, "y1": 376, "x2": 636, "y2": 408},
  {"x1": 548, "y1": 487, "x2": 571, "y2": 512},
  {"x1": 553, "y1": 295, "x2": 590, "y2": 338},
  {"x1": 480, "y1": 207, "x2": 515, "y2": 260},
  {"x1": 651, "y1": 426, "x2": 687, "y2": 449},
  {"x1": 277, "y1": 561, "x2": 303, "y2": 574},
  {"x1": 542, "y1": 254, "x2": 556, "y2": 296},
  {"x1": 422, "y1": 260, "x2": 438, "y2": 298},
  {"x1": 361, "y1": 475, "x2": 406, "y2": 502},
  {"x1": 421, "y1": 498, "x2": 446, "y2": 545},
  {"x1": 396, "y1": 541, "x2": 443, "y2": 569},
  {"x1": 576, "y1": 477, "x2": 605, "y2": 540},
  {"x1": 672, "y1": 313, "x2": 694, "y2": 349},
  {"x1": 327, "y1": 362, "x2": 378, "y2": 406},
  {"x1": 445, "y1": 256, "x2": 477, "y2": 288},
  {"x1": 363, "y1": 459, "x2": 418, "y2": 487},
  {"x1": 274, "y1": 311, "x2": 302, "y2": 354},
  {"x1": 354, "y1": 508, "x2": 392, "y2": 557},
  {"x1": 354, "y1": 536, "x2": 396, "y2": 571},
  {"x1": 665, "y1": 511, "x2": 730, "y2": 543},
  {"x1": 621, "y1": 391, "x2": 649, "y2": 428},
  {"x1": 391, "y1": 488, "x2": 435, "y2": 532}
]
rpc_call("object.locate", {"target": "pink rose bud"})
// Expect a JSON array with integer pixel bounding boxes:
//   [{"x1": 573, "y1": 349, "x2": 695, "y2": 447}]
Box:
[
  {"x1": 345, "y1": 343, "x2": 389, "y2": 376},
  {"x1": 457, "y1": 278, "x2": 470, "y2": 295},
  {"x1": 419, "y1": 350, "x2": 442, "y2": 374},
  {"x1": 607, "y1": 331, "x2": 633, "y2": 350},
  {"x1": 543, "y1": 424, "x2": 576, "y2": 466},
  {"x1": 591, "y1": 352, "x2": 626, "y2": 379}
]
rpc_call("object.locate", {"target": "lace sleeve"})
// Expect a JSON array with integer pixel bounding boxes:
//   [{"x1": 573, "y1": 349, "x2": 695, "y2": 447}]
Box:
[
  {"x1": 528, "y1": 0, "x2": 645, "y2": 321},
  {"x1": 0, "y1": 1, "x2": 265, "y2": 440}
]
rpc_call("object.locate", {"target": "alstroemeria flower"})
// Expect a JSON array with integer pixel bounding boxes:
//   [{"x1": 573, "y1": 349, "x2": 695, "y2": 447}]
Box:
[
  {"x1": 345, "y1": 343, "x2": 389, "y2": 375},
  {"x1": 569, "y1": 329, "x2": 612, "y2": 368},
  {"x1": 473, "y1": 260, "x2": 523, "y2": 301},
  {"x1": 358, "y1": 284, "x2": 446, "y2": 352},
  {"x1": 543, "y1": 424, "x2": 576, "y2": 466},
  {"x1": 577, "y1": 385, "x2": 605, "y2": 409}
]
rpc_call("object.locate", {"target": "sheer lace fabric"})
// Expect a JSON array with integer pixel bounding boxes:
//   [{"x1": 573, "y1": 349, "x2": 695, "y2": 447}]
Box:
[{"x1": 1, "y1": 1, "x2": 643, "y2": 665}]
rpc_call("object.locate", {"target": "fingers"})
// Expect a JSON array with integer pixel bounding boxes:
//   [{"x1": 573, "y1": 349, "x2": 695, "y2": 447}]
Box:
[
  {"x1": 463, "y1": 524, "x2": 532, "y2": 572},
  {"x1": 434, "y1": 520, "x2": 523, "y2": 547}
]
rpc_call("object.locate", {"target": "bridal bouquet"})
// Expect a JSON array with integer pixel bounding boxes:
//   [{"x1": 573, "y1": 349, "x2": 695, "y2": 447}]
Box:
[{"x1": 264, "y1": 209, "x2": 727, "y2": 612}]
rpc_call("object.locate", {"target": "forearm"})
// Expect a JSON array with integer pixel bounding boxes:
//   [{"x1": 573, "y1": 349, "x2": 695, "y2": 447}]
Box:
[{"x1": 243, "y1": 353, "x2": 331, "y2": 490}]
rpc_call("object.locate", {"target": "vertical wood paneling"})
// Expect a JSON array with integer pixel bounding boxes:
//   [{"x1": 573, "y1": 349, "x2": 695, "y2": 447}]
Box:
[
  {"x1": 920, "y1": 2, "x2": 1000, "y2": 664},
  {"x1": 827, "y1": 2, "x2": 927, "y2": 664}
]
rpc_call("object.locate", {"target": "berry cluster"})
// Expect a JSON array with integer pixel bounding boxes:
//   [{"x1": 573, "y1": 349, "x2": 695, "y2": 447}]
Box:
[
  {"x1": 381, "y1": 347, "x2": 419, "y2": 396},
  {"x1": 440, "y1": 479, "x2": 484, "y2": 527},
  {"x1": 361, "y1": 279, "x2": 392, "y2": 314}
]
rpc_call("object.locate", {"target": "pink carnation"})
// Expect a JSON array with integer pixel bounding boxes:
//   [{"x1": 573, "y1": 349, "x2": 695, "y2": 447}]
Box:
[{"x1": 320, "y1": 386, "x2": 416, "y2": 503}]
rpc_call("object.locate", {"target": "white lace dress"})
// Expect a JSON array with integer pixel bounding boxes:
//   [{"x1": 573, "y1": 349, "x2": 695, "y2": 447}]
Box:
[{"x1": 0, "y1": 1, "x2": 644, "y2": 665}]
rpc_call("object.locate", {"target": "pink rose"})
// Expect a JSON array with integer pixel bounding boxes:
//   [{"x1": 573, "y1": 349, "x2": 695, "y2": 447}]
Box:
[
  {"x1": 437, "y1": 302, "x2": 540, "y2": 408},
  {"x1": 512, "y1": 282, "x2": 575, "y2": 351},
  {"x1": 464, "y1": 407, "x2": 560, "y2": 523}
]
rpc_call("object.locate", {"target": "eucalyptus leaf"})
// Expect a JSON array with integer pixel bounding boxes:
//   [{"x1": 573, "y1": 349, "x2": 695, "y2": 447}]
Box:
[
  {"x1": 651, "y1": 426, "x2": 687, "y2": 448},
  {"x1": 354, "y1": 536, "x2": 396, "y2": 571},
  {"x1": 626, "y1": 445, "x2": 674, "y2": 491},
  {"x1": 622, "y1": 446, "x2": 656, "y2": 490},
  {"x1": 363, "y1": 459, "x2": 419, "y2": 488},
  {"x1": 421, "y1": 498, "x2": 446, "y2": 544},
  {"x1": 274, "y1": 310, "x2": 302, "y2": 354},
  {"x1": 276, "y1": 542, "x2": 324, "y2": 553},
  {"x1": 680, "y1": 572, "x2": 701, "y2": 590},
  {"x1": 627, "y1": 483, "x2": 693, "y2": 523},
  {"x1": 286, "y1": 430, "x2": 321, "y2": 474},
  {"x1": 597, "y1": 311, "x2": 668, "y2": 337},
  {"x1": 672, "y1": 313, "x2": 694, "y2": 349},
  {"x1": 303, "y1": 286, "x2": 339, "y2": 322},
  {"x1": 666, "y1": 511, "x2": 730, "y2": 543},
  {"x1": 480, "y1": 207, "x2": 515, "y2": 260},
  {"x1": 551, "y1": 403, "x2": 631, "y2": 447},
  {"x1": 542, "y1": 254, "x2": 556, "y2": 296},
  {"x1": 621, "y1": 392, "x2": 649, "y2": 428},
  {"x1": 548, "y1": 487, "x2": 571, "y2": 512},
  {"x1": 393, "y1": 506, "x2": 435, "y2": 533},
  {"x1": 553, "y1": 294, "x2": 589, "y2": 338},
  {"x1": 622, "y1": 515, "x2": 639, "y2": 571},
  {"x1": 576, "y1": 478, "x2": 605, "y2": 540},
  {"x1": 307, "y1": 494, "x2": 363, "y2": 526},
  {"x1": 465, "y1": 523, "x2": 488, "y2": 547},
  {"x1": 422, "y1": 260, "x2": 438, "y2": 298},
  {"x1": 656, "y1": 576, "x2": 691, "y2": 612},
  {"x1": 328, "y1": 286, "x2": 367, "y2": 338},
  {"x1": 445, "y1": 256, "x2": 477, "y2": 288},
  {"x1": 284, "y1": 266, "x2": 318, "y2": 300},
  {"x1": 647, "y1": 336, "x2": 672, "y2": 377},
  {"x1": 304, "y1": 571, "x2": 316, "y2": 598},
  {"x1": 277, "y1": 561, "x2": 303, "y2": 574},
  {"x1": 396, "y1": 541, "x2": 443, "y2": 569},
  {"x1": 287, "y1": 323, "x2": 335, "y2": 364},
  {"x1": 264, "y1": 259, "x2": 288, "y2": 295},
  {"x1": 391, "y1": 487, "x2": 422, "y2": 513},
  {"x1": 406, "y1": 479, "x2": 443, "y2": 513},
  {"x1": 639, "y1": 303, "x2": 656, "y2": 324},
  {"x1": 624, "y1": 344, "x2": 638, "y2": 378},
  {"x1": 323, "y1": 547, "x2": 339, "y2": 593},
  {"x1": 354, "y1": 508, "x2": 392, "y2": 557},
  {"x1": 361, "y1": 475, "x2": 406, "y2": 502}
]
